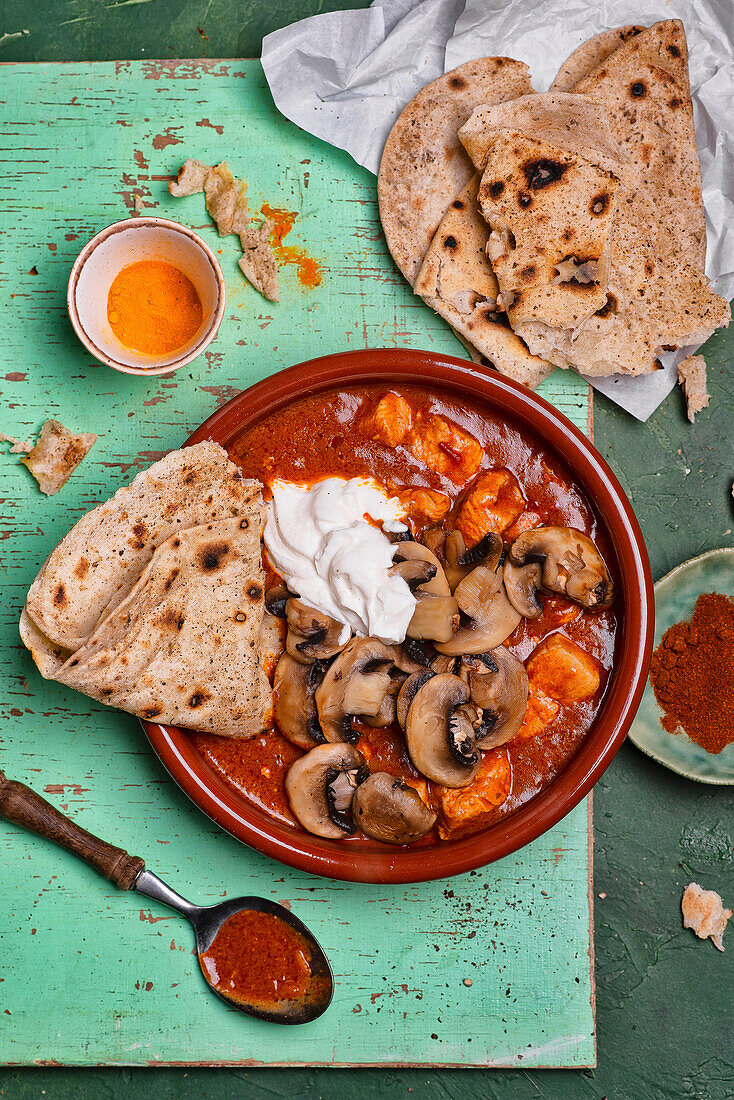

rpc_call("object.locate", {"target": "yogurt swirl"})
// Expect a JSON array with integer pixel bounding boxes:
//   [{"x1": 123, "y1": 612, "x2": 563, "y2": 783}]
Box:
[{"x1": 264, "y1": 477, "x2": 415, "y2": 644}]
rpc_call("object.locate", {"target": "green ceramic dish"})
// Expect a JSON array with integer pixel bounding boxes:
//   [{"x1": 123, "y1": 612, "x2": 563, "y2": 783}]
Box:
[{"x1": 628, "y1": 547, "x2": 734, "y2": 784}]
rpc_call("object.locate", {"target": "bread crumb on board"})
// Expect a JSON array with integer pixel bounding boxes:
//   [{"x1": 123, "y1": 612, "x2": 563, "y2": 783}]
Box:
[
  {"x1": 169, "y1": 157, "x2": 279, "y2": 301},
  {"x1": 21, "y1": 419, "x2": 97, "y2": 496},
  {"x1": 677, "y1": 354, "x2": 709, "y2": 422},
  {"x1": 682, "y1": 882, "x2": 732, "y2": 951},
  {"x1": 0, "y1": 431, "x2": 33, "y2": 454}
]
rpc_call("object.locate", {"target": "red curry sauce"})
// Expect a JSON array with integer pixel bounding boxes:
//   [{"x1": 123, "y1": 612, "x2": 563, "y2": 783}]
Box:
[
  {"x1": 199, "y1": 908, "x2": 325, "y2": 1008},
  {"x1": 192, "y1": 384, "x2": 619, "y2": 842}
]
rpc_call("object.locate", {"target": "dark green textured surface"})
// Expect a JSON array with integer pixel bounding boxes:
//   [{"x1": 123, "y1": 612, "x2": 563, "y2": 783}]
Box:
[{"x1": 0, "y1": 2, "x2": 732, "y2": 1096}]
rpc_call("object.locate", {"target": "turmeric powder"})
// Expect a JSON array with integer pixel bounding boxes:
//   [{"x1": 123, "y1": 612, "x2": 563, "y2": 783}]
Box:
[{"x1": 107, "y1": 260, "x2": 203, "y2": 356}]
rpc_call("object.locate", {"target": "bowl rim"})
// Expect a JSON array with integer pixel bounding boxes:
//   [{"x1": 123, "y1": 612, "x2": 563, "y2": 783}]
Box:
[
  {"x1": 144, "y1": 348, "x2": 654, "y2": 883},
  {"x1": 66, "y1": 216, "x2": 226, "y2": 377}
]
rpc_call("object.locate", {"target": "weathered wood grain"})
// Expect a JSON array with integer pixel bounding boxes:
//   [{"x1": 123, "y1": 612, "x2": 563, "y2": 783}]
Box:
[{"x1": 0, "y1": 60, "x2": 594, "y2": 1067}]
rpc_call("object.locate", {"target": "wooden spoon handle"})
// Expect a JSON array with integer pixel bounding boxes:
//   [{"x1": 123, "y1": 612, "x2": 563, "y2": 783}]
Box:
[{"x1": 0, "y1": 771, "x2": 145, "y2": 890}]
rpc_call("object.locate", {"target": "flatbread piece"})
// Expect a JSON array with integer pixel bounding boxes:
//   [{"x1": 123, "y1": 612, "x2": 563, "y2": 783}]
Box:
[
  {"x1": 21, "y1": 419, "x2": 96, "y2": 496},
  {"x1": 414, "y1": 174, "x2": 554, "y2": 389}
]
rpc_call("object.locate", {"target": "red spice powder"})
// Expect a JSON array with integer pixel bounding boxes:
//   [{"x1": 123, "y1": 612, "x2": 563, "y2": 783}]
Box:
[
  {"x1": 261, "y1": 203, "x2": 322, "y2": 288},
  {"x1": 649, "y1": 592, "x2": 734, "y2": 754}
]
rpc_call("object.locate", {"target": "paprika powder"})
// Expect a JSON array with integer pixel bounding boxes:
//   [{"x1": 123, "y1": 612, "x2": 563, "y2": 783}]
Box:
[
  {"x1": 649, "y1": 592, "x2": 734, "y2": 754},
  {"x1": 107, "y1": 259, "x2": 203, "y2": 356}
]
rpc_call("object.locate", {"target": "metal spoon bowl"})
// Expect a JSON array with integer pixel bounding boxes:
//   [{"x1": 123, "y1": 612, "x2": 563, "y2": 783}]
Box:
[
  {"x1": 136, "y1": 870, "x2": 333, "y2": 1023},
  {"x1": 0, "y1": 771, "x2": 333, "y2": 1024}
]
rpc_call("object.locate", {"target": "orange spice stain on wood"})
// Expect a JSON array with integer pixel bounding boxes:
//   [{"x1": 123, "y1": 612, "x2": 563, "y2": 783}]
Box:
[{"x1": 260, "y1": 203, "x2": 322, "y2": 289}]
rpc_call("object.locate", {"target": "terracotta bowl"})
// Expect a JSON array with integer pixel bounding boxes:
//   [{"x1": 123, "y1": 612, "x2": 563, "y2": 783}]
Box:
[{"x1": 144, "y1": 349, "x2": 653, "y2": 884}]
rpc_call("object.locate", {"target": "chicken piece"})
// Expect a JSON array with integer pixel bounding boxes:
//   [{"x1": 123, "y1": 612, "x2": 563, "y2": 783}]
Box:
[
  {"x1": 396, "y1": 487, "x2": 451, "y2": 523},
  {"x1": 504, "y1": 508, "x2": 543, "y2": 542},
  {"x1": 367, "y1": 392, "x2": 414, "y2": 447},
  {"x1": 405, "y1": 775, "x2": 434, "y2": 811},
  {"x1": 406, "y1": 413, "x2": 484, "y2": 483},
  {"x1": 526, "y1": 633, "x2": 601, "y2": 703},
  {"x1": 435, "y1": 749, "x2": 512, "y2": 839},
  {"x1": 515, "y1": 688, "x2": 560, "y2": 741},
  {"x1": 455, "y1": 468, "x2": 526, "y2": 543},
  {"x1": 682, "y1": 883, "x2": 732, "y2": 951}
]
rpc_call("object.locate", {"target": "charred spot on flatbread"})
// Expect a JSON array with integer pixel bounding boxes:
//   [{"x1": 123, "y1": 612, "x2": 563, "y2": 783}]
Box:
[
  {"x1": 629, "y1": 80, "x2": 647, "y2": 98},
  {"x1": 595, "y1": 293, "x2": 618, "y2": 317},
  {"x1": 53, "y1": 584, "x2": 67, "y2": 608},
  {"x1": 522, "y1": 158, "x2": 568, "y2": 191},
  {"x1": 247, "y1": 584, "x2": 263, "y2": 600},
  {"x1": 163, "y1": 567, "x2": 180, "y2": 590},
  {"x1": 590, "y1": 192, "x2": 612, "y2": 216},
  {"x1": 188, "y1": 690, "x2": 212, "y2": 709},
  {"x1": 74, "y1": 558, "x2": 89, "y2": 580},
  {"x1": 487, "y1": 181, "x2": 505, "y2": 199},
  {"x1": 197, "y1": 540, "x2": 233, "y2": 573}
]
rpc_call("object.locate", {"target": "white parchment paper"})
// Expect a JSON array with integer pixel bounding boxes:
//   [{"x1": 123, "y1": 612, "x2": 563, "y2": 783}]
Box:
[{"x1": 261, "y1": 0, "x2": 734, "y2": 420}]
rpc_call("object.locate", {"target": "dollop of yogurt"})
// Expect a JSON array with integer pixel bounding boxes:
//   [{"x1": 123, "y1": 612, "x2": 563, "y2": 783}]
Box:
[{"x1": 264, "y1": 477, "x2": 415, "y2": 644}]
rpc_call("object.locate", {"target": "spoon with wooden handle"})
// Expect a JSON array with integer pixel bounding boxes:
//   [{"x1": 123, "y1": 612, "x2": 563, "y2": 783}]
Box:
[{"x1": 0, "y1": 770, "x2": 333, "y2": 1024}]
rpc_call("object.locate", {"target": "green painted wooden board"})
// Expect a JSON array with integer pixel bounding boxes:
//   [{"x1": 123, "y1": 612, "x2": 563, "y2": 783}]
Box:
[{"x1": 0, "y1": 60, "x2": 595, "y2": 1067}]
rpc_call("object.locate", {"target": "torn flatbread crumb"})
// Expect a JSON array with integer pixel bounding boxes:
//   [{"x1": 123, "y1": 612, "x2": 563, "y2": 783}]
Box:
[
  {"x1": 239, "y1": 220, "x2": 280, "y2": 303},
  {"x1": 678, "y1": 354, "x2": 709, "y2": 423},
  {"x1": 682, "y1": 882, "x2": 731, "y2": 951},
  {"x1": 169, "y1": 158, "x2": 212, "y2": 197},
  {"x1": 21, "y1": 420, "x2": 97, "y2": 496},
  {"x1": 0, "y1": 432, "x2": 33, "y2": 454},
  {"x1": 204, "y1": 162, "x2": 249, "y2": 236}
]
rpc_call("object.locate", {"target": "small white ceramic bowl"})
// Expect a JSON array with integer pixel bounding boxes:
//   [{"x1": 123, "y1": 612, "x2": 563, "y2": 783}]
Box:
[{"x1": 67, "y1": 217, "x2": 226, "y2": 376}]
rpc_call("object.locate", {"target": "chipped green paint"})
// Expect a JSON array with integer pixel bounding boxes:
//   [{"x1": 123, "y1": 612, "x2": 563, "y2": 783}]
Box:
[{"x1": 0, "y1": 61, "x2": 594, "y2": 1067}]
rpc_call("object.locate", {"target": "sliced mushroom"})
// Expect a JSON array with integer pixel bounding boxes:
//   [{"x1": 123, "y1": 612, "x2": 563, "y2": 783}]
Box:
[
  {"x1": 508, "y1": 527, "x2": 613, "y2": 610},
  {"x1": 404, "y1": 673, "x2": 482, "y2": 788},
  {"x1": 390, "y1": 557, "x2": 437, "y2": 592},
  {"x1": 361, "y1": 669, "x2": 405, "y2": 728},
  {"x1": 285, "y1": 598, "x2": 349, "y2": 664},
  {"x1": 396, "y1": 668, "x2": 435, "y2": 728},
  {"x1": 273, "y1": 653, "x2": 328, "y2": 749},
  {"x1": 391, "y1": 542, "x2": 450, "y2": 596},
  {"x1": 503, "y1": 558, "x2": 544, "y2": 619},
  {"x1": 390, "y1": 637, "x2": 436, "y2": 673},
  {"x1": 265, "y1": 578, "x2": 291, "y2": 618},
  {"x1": 435, "y1": 562, "x2": 520, "y2": 655},
  {"x1": 386, "y1": 528, "x2": 414, "y2": 544},
  {"x1": 430, "y1": 654, "x2": 461, "y2": 675},
  {"x1": 315, "y1": 637, "x2": 395, "y2": 743},
  {"x1": 285, "y1": 743, "x2": 369, "y2": 839},
  {"x1": 458, "y1": 646, "x2": 529, "y2": 749},
  {"x1": 421, "y1": 529, "x2": 501, "y2": 591},
  {"x1": 353, "y1": 772, "x2": 436, "y2": 844},
  {"x1": 407, "y1": 592, "x2": 460, "y2": 643}
]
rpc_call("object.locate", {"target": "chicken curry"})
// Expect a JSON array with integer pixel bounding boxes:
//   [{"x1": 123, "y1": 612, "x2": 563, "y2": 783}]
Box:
[{"x1": 191, "y1": 383, "x2": 618, "y2": 846}]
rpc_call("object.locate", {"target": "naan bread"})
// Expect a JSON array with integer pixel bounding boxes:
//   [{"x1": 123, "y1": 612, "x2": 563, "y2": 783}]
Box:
[
  {"x1": 550, "y1": 26, "x2": 647, "y2": 93},
  {"x1": 21, "y1": 443, "x2": 271, "y2": 738},
  {"x1": 517, "y1": 188, "x2": 729, "y2": 377},
  {"x1": 413, "y1": 175, "x2": 554, "y2": 389},
  {"x1": 50, "y1": 516, "x2": 270, "y2": 738},
  {"x1": 378, "y1": 58, "x2": 534, "y2": 285},
  {"x1": 24, "y1": 441, "x2": 259, "y2": 652},
  {"x1": 477, "y1": 131, "x2": 620, "y2": 330},
  {"x1": 458, "y1": 92, "x2": 628, "y2": 177},
  {"x1": 572, "y1": 20, "x2": 707, "y2": 270}
]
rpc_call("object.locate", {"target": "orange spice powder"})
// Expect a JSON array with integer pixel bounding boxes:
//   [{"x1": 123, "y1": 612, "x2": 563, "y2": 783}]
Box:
[
  {"x1": 107, "y1": 260, "x2": 203, "y2": 356},
  {"x1": 261, "y1": 204, "x2": 322, "y2": 288}
]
